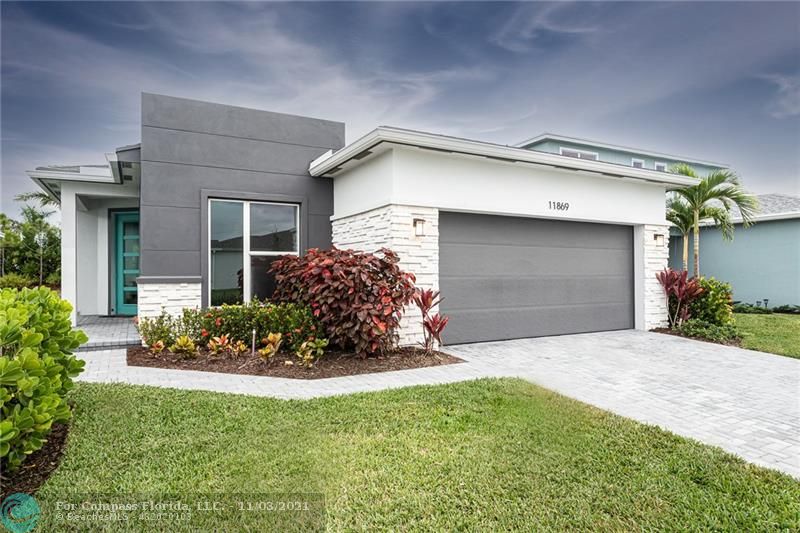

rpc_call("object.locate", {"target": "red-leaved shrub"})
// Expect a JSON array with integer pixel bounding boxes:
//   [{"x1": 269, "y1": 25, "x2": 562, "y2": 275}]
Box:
[
  {"x1": 270, "y1": 248, "x2": 416, "y2": 356},
  {"x1": 656, "y1": 268, "x2": 704, "y2": 328},
  {"x1": 413, "y1": 288, "x2": 450, "y2": 354}
]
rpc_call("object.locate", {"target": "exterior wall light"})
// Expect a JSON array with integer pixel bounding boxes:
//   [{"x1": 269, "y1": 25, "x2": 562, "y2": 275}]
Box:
[
  {"x1": 653, "y1": 233, "x2": 665, "y2": 246},
  {"x1": 413, "y1": 218, "x2": 425, "y2": 237}
]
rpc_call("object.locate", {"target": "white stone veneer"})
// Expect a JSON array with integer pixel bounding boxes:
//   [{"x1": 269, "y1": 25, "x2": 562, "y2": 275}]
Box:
[
  {"x1": 642, "y1": 224, "x2": 670, "y2": 329},
  {"x1": 137, "y1": 282, "x2": 202, "y2": 320},
  {"x1": 332, "y1": 205, "x2": 439, "y2": 346}
]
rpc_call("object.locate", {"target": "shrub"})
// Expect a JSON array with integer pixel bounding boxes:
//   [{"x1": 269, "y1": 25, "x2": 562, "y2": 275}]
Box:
[
  {"x1": 257, "y1": 333, "x2": 282, "y2": 361},
  {"x1": 689, "y1": 277, "x2": 734, "y2": 326},
  {"x1": 0, "y1": 273, "x2": 34, "y2": 290},
  {"x1": 45, "y1": 271, "x2": 61, "y2": 287},
  {"x1": 678, "y1": 319, "x2": 741, "y2": 344},
  {"x1": 201, "y1": 301, "x2": 320, "y2": 352},
  {"x1": 271, "y1": 248, "x2": 416, "y2": 356},
  {"x1": 413, "y1": 289, "x2": 450, "y2": 354},
  {"x1": 0, "y1": 287, "x2": 87, "y2": 472},
  {"x1": 655, "y1": 269, "x2": 704, "y2": 328},
  {"x1": 169, "y1": 335, "x2": 197, "y2": 357},
  {"x1": 733, "y1": 303, "x2": 772, "y2": 314},
  {"x1": 772, "y1": 305, "x2": 800, "y2": 315},
  {"x1": 136, "y1": 311, "x2": 177, "y2": 347},
  {"x1": 295, "y1": 338, "x2": 328, "y2": 368}
]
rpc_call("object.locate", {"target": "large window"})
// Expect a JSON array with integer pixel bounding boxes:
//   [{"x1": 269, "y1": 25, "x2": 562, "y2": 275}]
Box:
[{"x1": 209, "y1": 199, "x2": 299, "y2": 305}]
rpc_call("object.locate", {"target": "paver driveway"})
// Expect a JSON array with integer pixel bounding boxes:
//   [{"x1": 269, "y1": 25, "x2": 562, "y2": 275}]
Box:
[{"x1": 447, "y1": 330, "x2": 800, "y2": 478}]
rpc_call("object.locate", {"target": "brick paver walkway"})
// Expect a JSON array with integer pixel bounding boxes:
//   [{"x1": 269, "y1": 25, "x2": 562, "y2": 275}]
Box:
[
  {"x1": 77, "y1": 315, "x2": 140, "y2": 350},
  {"x1": 77, "y1": 330, "x2": 799, "y2": 477}
]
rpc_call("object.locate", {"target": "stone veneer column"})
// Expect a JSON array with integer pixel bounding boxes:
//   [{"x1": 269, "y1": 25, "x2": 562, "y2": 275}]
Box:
[
  {"x1": 137, "y1": 281, "x2": 202, "y2": 321},
  {"x1": 642, "y1": 224, "x2": 671, "y2": 329},
  {"x1": 332, "y1": 205, "x2": 439, "y2": 346}
]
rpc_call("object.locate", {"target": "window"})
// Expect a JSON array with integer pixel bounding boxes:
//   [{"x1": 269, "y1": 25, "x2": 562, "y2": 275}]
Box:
[
  {"x1": 631, "y1": 158, "x2": 645, "y2": 169},
  {"x1": 654, "y1": 162, "x2": 668, "y2": 172},
  {"x1": 209, "y1": 199, "x2": 299, "y2": 305},
  {"x1": 559, "y1": 147, "x2": 599, "y2": 161}
]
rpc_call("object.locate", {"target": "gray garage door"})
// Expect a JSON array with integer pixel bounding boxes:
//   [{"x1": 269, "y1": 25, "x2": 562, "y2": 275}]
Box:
[{"x1": 439, "y1": 212, "x2": 634, "y2": 344}]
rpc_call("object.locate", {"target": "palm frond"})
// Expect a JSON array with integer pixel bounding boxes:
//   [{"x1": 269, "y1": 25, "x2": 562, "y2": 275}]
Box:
[{"x1": 14, "y1": 191, "x2": 59, "y2": 208}]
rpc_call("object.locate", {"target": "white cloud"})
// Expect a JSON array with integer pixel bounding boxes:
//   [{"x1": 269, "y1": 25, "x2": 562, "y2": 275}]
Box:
[{"x1": 760, "y1": 74, "x2": 800, "y2": 118}]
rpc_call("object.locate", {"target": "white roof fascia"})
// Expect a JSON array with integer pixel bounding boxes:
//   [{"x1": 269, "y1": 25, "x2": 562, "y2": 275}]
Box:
[{"x1": 310, "y1": 127, "x2": 700, "y2": 189}]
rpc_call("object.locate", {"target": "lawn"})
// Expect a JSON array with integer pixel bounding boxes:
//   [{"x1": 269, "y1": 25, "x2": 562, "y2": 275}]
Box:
[
  {"x1": 735, "y1": 313, "x2": 800, "y2": 359},
  {"x1": 33, "y1": 379, "x2": 799, "y2": 531}
]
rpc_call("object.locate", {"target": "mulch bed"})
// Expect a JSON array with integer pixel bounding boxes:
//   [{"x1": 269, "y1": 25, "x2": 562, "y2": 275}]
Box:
[
  {"x1": 652, "y1": 328, "x2": 742, "y2": 347},
  {"x1": 127, "y1": 346, "x2": 463, "y2": 379},
  {"x1": 1, "y1": 423, "x2": 70, "y2": 500}
]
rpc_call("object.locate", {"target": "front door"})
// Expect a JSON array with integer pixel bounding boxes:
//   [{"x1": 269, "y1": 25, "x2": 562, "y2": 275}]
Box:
[{"x1": 115, "y1": 212, "x2": 140, "y2": 315}]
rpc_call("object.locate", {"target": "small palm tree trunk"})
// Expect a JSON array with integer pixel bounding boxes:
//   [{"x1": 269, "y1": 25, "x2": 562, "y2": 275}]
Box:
[
  {"x1": 682, "y1": 232, "x2": 689, "y2": 271},
  {"x1": 693, "y1": 211, "x2": 700, "y2": 277}
]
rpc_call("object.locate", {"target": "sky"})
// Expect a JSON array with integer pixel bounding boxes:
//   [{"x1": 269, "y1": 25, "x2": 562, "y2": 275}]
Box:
[{"x1": 2, "y1": 1, "x2": 799, "y2": 218}]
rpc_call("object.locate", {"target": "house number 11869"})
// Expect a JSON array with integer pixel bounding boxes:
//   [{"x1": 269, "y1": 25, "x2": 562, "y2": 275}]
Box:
[{"x1": 548, "y1": 201, "x2": 570, "y2": 211}]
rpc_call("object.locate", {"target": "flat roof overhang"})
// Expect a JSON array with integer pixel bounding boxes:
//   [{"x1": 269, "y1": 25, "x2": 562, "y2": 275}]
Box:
[{"x1": 309, "y1": 126, "x2": 701, "y2": 190}]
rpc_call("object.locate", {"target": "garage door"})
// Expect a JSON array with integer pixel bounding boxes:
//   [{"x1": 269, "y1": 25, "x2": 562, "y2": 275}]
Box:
[{"x1": 439, "y1": 212, "x2": 634, "y2": 344}]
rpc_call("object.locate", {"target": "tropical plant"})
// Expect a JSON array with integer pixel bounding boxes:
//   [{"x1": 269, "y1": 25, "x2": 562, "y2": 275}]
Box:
[
  {"x1": 666, "y1": 198, "x2": 732, "y2": 272},
  {"x1": 271, "y1": 248, "x2": 416, "y2": 356},
  {"x1": 136, "y1": 311, "x2": 177, "y2": 348},
  {"x1": 670, "y1": 164, "x2": 758, "y2": 276},
  {"x1": 0, "y1": 273, "x2": 34, "y2": 290},
  {"x1": 227, "y1": 340, "x2": 249, "y2": 358},
  {"x1": 149, "y1": 340, "x2": 165, "y2": 355},
  {"x1": 207, "y1": 334, "x2": 230, "y2": 355},
  {"x1": 295, "y1": 338, "x2": 328, "y2": 368},
  {"x1": 0, "y1": 287, "x2": 86, "y2": 472},
  {"x1": 169, "y1": 335, "x2": 197, "y2": 357},
  {"x1": 413, "y1": 289, "x2": 450, "y2": 354},
  {"x1": 257, "y1": 333, "x2": 282, "y2": 361},
  {"x1": 689, "y1": 277, "x2": 734, "y2": 326},
  {"x1": 656, "y1": 268, "x2": 704, "y2": 328},
  {"x1": 0, "y1": 204, "x2": 61, "y2": 286},
  {"x1": 14, "y1": 191, "x2": 59, "y2": 208}
]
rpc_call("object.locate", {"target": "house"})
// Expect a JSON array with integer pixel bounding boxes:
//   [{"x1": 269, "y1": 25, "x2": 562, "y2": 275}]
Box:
[
  {"x1": 28, "y1": 93, "x2": 702, "y2": 345},
  {"x1": 668, "y1": 194, "x2": 800, "y2": 307}
]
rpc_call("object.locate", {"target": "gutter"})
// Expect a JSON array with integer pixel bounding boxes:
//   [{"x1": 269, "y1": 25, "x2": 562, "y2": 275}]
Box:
[{"x1": 309, "y1": 126, "x2": 700, "y2": 188}]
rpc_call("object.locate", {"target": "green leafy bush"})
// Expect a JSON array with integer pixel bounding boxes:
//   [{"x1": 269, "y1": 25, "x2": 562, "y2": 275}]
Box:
[
  {"x1": 0, "y1": 287, "x2": 87, "y2": 472},
  {"x1": 689, "y1": 277, "x2": 734, "y2": 326},
  {"x1": 0, "y1": 273, "x2": 34, "y2": 290},
  {"x1": 772, "y1": 305, "x2": 800, "y2": 315},
  {"x1": 137, "y1": 302, "x2": 323, "y2": 354},
  {"x1": 733, "y1": 303, "x2": 772, "y2": 314},
  {"x1": 678, "y1": 319, "x2": 741, "y2": 344}
]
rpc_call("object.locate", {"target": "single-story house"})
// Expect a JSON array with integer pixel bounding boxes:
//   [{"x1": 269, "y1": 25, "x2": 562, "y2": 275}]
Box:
[
  {"x1": 668, "y1": 193, "x2": 800, "y2": 307},
  {"x1": 28, "y1": 93, "x2": 704, "y2": 345}
]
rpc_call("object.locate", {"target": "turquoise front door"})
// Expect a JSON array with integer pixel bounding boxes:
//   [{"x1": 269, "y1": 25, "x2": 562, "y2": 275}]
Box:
[{"x1": 115, "y1": 212, "x2": 140, "y2": 315}]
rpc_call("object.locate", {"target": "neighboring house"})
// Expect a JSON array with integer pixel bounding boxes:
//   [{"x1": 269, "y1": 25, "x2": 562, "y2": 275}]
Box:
[
  {"x1": 517, "y1": 133, "x2": 727, "y2": 176},
  {"x1": 28, "y1": 93, "x2": 702, "y2": 345},
  {"x1": 668, "y1": 194, "x2": 800, "y2": 307}
]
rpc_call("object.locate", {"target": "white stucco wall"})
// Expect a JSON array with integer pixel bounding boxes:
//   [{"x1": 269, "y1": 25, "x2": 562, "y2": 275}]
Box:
[{"x1": 333, "y1": 146, "x2": 669, "y2": 227}]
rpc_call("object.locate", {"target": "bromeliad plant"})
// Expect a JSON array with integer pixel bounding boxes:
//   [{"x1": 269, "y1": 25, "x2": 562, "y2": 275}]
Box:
[
  {"x1": 656, "y1": 268, "x2": 704, "y2": 328},
  {"x1": 413, "y1": 288, "x2": 450, "y2": 354},
  {"x1": 169, "y1": 335, "x2": 197, "y2": 358},
  {"x1": 271, "y1": 248, "x2": 416, "y2": 356}
]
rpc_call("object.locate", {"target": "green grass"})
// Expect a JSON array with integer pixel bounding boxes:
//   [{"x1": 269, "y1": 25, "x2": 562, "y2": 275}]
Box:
[
  {"x1": 35, "y1": 380, "x2": 799, "y2": 531},
  {"x1": 735, "y1": 312, "x2": 800, "y2": 359}
]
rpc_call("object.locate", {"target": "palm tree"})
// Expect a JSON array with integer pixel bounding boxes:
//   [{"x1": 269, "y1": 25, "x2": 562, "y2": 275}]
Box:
[
  {"x1": 671, "y1": 164, "x2": 758, "y2": 277},
  {"x1": 14, "y1": 191, "x2": 59, "y2": 208},
  {"x1": 666, "y1": 198, "x2": 733, "y2": 272}
]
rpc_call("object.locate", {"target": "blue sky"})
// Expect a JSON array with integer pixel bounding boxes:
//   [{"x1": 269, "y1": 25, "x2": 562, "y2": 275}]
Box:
[{"x1": 2, "y1": 2, "x2": 798, "y2": 216}]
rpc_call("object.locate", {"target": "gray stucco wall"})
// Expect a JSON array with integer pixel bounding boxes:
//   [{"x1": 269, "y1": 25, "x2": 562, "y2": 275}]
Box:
[
  {"x1": 138, "y1": 93, "x2": 344, "y2": 299},
  {"x1": 668, "y1": 219, "x2": 800, "y2": 306}
]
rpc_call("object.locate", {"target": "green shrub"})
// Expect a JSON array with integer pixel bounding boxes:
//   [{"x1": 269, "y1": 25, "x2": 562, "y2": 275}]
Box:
[
  {"x1": 772, "y1": 304, "x2": 800, "y2": 315},
  {"x1": 678, "y1": 318, "x2": 740, "y2": 344},
  {"x1": 0, "y1": 273, "x2": 34, "y2": 290},
  {"x1": 135, "y1": 311, "x2": 177, "y2": 347},
  {"x1": 169, "y1": 335, "x2": 197, "y2": 357},
  {"x1": 201, "y1": 301, "x2": 321, "y2": 352},
  {"x1": 688, "y1": 277, "x2": 733, "y2": 326},
  {"x1": 45, "y1": 271, "x2": 61, "y2": 287},
  {"x1": 733, "y1": 302, "x2": 772, "y2": 314},
  {"x1": 0, "y1": 287, "x2": 87, "y2": 472}
]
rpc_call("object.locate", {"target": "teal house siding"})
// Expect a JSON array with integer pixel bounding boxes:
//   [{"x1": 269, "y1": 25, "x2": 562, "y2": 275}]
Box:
[
  {"x1": 525, "y1": 139, "x2": 722, "y2": 176},
  {"x1": 668, "y1": 219, "x2": 800, "y2": 306}
]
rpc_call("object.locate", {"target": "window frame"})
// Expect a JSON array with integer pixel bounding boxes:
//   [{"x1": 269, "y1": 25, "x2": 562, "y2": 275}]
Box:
[
  {"x1": 654, "y1": 161, "x2": 668, "y2": 172},
  {"x1": 208, "y1": 198, "x2": 300, "y2": 304},
  {"x1": 559, "y1": 146, "x2": 599, "y2": 161},
  {"x1": 631, "y1": 158, "x2": 645, "y2": 169}
]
